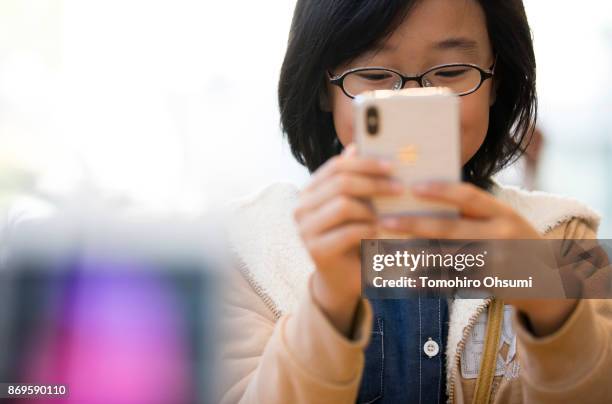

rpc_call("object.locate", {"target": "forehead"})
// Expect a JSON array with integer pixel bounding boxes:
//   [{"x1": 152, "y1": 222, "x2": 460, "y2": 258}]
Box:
[{"x1": 361, "y1": 0, "x2": 491, "y2": 65}]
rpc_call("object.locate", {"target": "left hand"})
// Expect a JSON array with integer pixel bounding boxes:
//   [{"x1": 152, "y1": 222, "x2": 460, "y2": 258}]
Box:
[{"x1": 379, "y1": 181, "x2": 577, "y2": 336}]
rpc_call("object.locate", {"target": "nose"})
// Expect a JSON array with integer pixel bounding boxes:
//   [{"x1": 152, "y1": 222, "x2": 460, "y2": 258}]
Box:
[{"x1": 402, "y1": 79, "x2": 422, "y2": 89}]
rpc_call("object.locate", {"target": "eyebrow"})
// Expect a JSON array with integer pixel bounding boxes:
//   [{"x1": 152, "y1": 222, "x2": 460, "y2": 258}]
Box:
[
  {"x1": 372, "y1": 36, "x2": 480, "y2": 56},
  {"x1": 432, "y1": 37, "x2": 479, "y2": 52},
  {"x1": 360, "y1": 36, "x2": 481, "y2": 64}
]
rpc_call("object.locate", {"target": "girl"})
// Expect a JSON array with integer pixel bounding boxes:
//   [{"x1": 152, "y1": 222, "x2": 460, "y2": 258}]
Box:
[{"x1": 222, "y1": 0, "x2": 612, "y2": 402}]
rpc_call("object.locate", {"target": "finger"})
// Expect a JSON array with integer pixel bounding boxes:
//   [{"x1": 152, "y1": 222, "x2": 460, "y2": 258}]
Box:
[
  {"x1": 380, "y1": 215, "x2": 492, "y2": 239},
  {"x1": 343, "y1": 143, "x2": 358, "y2": 157},
  {"x1": 298, "y1": 173, "x2": 403, "y2": 214},
  {"x1": 411, "y1": 182, "x2": 508, "y2": 219},
  {"x1": 308, "y1": 154, "x2": 394, "y2": 190},
  {"x1": 299, "y1": 196, "x2": 375, "y2": 237},
  {"x1": 309, "y1": 223, "x2": 376, "y2": 259}
]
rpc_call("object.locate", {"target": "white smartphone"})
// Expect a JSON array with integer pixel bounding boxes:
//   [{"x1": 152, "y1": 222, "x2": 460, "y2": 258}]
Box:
[{"x1": 354, "y1": 87, "x2": 461, "y2": 217}]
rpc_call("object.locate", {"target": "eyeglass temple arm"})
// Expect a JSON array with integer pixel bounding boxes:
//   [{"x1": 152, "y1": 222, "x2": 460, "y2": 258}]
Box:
[{"x1": 489, "y1": 56, "x2": 498, "y2": 73}]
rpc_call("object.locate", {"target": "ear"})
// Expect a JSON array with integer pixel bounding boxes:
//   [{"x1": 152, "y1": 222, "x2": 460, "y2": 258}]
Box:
[
  {"x1": 489, "y1": 78, "x2": 499, "y2": 107},
  {"x1": 319, "y1": 87, "x2": 331, "y2": 112}
]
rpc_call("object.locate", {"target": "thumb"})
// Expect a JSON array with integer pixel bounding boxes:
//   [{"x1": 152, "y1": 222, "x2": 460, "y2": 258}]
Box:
[{"x1": 342, "y1": 143, "x2": 357, "y2": 157}]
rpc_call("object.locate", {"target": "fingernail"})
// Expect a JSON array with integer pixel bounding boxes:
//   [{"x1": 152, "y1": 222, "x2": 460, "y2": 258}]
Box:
[
  {"x1": 412, "y1": 182, "x2": 439, "y2": 194},
  {"x1": 381, "y1": 217, "x2": 399, "y2": 228},
  {"x1": 379, "y1": 160, "x2": 394, "y2": 171},
  {"x1": 390, "y1": 180, "x2": 404, "y2": 193},
  {"x1": 344, "y1": 144, "x2": 357, "y2": 156}
]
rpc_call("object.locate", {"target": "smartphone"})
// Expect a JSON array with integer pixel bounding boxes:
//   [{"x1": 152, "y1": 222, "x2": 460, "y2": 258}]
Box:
[{"x1": 354, "y1": 87, "x2": 460, "y2": 217}]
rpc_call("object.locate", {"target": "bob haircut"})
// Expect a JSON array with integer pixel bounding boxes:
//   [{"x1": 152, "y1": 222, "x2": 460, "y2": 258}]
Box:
[{"x1": 278, "y1": 0, "x2": 537, "y2": 189}]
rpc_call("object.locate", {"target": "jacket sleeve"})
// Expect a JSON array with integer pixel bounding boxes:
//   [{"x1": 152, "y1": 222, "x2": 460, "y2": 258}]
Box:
[
  {"x1": 218, "y1": 266, "x2": 373, "y2": 404},
  {"x1": 513, "y1": 218, "x2": 612, "y2": 402}
]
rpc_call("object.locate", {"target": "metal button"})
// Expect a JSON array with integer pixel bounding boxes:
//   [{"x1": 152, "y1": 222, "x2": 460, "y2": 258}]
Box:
[{"x1": 424, "y1": 337, "x2": 439, "y2": 358}]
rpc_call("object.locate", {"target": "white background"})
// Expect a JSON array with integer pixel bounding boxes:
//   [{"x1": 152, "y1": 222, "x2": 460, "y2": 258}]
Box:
[{"x1": 1, "y1": 0, "x2": 611, "y2": 235}]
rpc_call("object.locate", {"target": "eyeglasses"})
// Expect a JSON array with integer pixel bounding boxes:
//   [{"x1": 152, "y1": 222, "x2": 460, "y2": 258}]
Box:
[{"x1": 328, "y1": 61, "x2": 496, "y2": 99}]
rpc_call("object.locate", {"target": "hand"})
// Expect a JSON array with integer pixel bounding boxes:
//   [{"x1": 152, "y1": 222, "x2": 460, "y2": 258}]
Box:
[
  {"x1": 380, "y1": 181, "x2": 541, "y2": 240},
  {"x1": 380, "y1": 181, "x2": 576, "y2": 336},
  {"x1": 294, "y1": 144, "x2": 402, "y2": 336}
]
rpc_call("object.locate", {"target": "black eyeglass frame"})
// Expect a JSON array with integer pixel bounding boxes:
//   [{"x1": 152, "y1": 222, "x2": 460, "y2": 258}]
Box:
[{"x1": 328, "y1": 61, "x2": 496, "y2": 99}]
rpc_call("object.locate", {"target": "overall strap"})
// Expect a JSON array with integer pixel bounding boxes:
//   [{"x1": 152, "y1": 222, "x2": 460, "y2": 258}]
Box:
[{"x1": 471, "y1": 299, "x2": 504, "y2": 404}]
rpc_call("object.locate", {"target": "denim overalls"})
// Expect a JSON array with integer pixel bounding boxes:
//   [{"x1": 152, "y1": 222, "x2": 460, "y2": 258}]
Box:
[{"x1": 356, "y1": 296, "x2": 449, "y2": 404}]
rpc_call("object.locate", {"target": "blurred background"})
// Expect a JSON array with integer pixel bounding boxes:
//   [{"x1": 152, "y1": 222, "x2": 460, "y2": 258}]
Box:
[{"x1": 0, "y1": 0, "x2": 611, "y2": 236}]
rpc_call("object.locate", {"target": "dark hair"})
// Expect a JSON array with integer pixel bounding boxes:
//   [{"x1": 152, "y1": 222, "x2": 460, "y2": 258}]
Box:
[{"x1": 278, "y1": 0, "x2": 537, "y2": 189}]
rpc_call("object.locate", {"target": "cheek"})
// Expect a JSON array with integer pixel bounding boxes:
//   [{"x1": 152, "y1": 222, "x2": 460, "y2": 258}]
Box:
[
  {"x1": 459, "y1": 94, "x2": 490, "y2": 165},
  {"x1": 329, "y1": 87, "x2": 355, "y2": 147}
]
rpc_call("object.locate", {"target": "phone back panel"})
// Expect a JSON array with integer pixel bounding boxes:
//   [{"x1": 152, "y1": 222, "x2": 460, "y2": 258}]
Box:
[{"x1": 354, "y1": 88, "x2": 461, "y2": 216}]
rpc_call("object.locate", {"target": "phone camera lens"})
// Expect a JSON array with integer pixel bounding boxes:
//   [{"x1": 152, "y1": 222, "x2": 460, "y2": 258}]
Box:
[{"x1": 366, "y1": 106, "x2": 379, "y2": 136}]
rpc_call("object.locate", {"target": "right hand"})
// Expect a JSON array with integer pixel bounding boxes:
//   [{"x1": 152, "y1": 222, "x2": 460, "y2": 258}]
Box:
[{"x1": 293, "y1": 144, "x2": 403, "y2": 336}]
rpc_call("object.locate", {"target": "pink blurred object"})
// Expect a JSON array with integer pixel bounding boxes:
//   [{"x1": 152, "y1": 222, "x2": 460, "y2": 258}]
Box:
[{"x1": 21, "y1": 264, "x2": 195, "y2": 404}]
